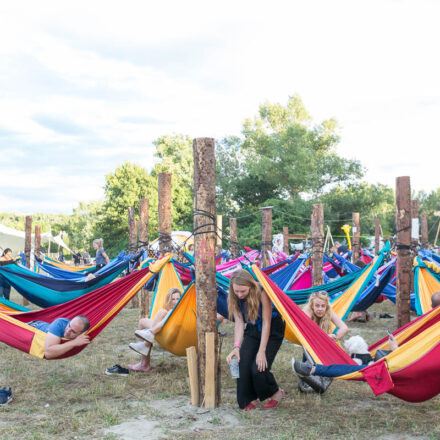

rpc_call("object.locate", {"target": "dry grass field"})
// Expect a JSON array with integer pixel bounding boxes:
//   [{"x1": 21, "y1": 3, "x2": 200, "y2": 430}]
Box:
[{"x1": 0, "y1": 289, "x2": 439, "y2": 440}]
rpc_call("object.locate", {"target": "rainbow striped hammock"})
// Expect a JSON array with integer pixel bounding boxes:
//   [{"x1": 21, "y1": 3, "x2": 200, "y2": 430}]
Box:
[
  {"x1": 0, "y1": 255, "x2": 171, "y2": 360},
  {"x1": 254, "y1": 264, "x2": 440, "y2": 403}
]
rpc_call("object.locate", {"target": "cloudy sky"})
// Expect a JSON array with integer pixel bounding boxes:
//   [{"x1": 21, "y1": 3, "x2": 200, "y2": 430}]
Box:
[{"x1": 1, "y1": 1, "x2": 439, "y2": 214}]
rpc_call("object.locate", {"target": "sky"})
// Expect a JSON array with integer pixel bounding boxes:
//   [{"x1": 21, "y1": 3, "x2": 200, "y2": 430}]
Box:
[{"x1": 1, "y1": 0, "x2": 439, "y2": 214}]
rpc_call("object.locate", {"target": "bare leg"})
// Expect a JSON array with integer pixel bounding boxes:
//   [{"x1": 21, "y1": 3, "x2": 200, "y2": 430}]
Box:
[{"x1": 128, "y1": 342, "x2": 152, "y2": 372}]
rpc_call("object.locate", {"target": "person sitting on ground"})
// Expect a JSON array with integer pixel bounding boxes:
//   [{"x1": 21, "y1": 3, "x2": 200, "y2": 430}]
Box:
[
  {"x1": 127, "y1": 288, "x2": 182, "y2": 373},
  {"x1": 28, "y1": 315, "x2": 90, "y2": 359},
  {"x1": 0, "y1": 248, "x2": 13, "y2": 300},
  {"x1": 93, "y1": 238, "x2": 109, "y2": 270}
]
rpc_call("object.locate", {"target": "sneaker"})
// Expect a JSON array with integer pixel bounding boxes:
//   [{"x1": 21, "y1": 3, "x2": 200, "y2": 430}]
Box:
[
  {"x1": 135, "y1": 329, "x2": 155, "y2": 344},
  {"x1": 129, "y1": 341, "x2": 151, "y2": 356},
  {"x1": 292, "y1": 358, "x2": 313, "y2": 377},
  {"x1": 0, "y1": 387, "x2": 12, "y2": 405},
  {"x1": 105, "y1": 365, "x2": 129, "y2": 376}
]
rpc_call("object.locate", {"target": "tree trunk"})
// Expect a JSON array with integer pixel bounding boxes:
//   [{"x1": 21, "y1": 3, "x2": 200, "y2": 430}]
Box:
[
  {"x1": 261, "y1": 207, "x2": 272, "y2": 268},
  {"x1": 311, "y1": 204, "x2": 324, "y2": 287},
  {"x1": 158, "y1": 173, "x2": 172, "y2": 257},
  {"x1": 229, "y1": 217, "x2": 238, "y2": 259}
]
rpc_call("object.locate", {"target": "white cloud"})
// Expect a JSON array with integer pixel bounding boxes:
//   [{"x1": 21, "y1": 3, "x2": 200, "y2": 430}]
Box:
[{"x1": 0, "y1": 0, "x2": 439, "y2": 213}]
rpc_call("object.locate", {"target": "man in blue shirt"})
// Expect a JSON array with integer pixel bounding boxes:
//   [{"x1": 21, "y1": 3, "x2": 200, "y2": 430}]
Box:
[{"x1": 29, "y1": 315, "x2": 90, "y2": 359}]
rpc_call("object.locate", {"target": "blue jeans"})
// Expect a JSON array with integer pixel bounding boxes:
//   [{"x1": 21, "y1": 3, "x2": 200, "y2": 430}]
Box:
[{"x1": 314, "y1": 363, "x2": 365, "y2": 377}]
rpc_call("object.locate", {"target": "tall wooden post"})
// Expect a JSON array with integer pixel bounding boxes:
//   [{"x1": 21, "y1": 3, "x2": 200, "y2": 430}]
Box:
[
  {"x1": 35, "y1": 225, "x2": 41, "y2": 259},
  {"x1": 139, "y1": 198, "x2": 150, "y2": 317},
  {"x1": 127, "y1": 206, "x2": 139, "y2": 308},
  {"x1": 374, "y1": 218, "x2": 381, "y2": 256},
  {"x1": 229, "y1": 217, "x2": 238, "y2": 259},
  {"x1": 260, "y1": 207, "x2": 273, "y2": 268},
  {"x1": 23, "y1": 216, "x2": 32, "y2": 306},
  {"x1": 352, "y1": 212, "x2": 360, "y2": 262},
  {"x1": 158, "y1": 173, "x2": 172, "y2": 257},
  {"x1": 311, "y1": 204, "x2": 324, "y2": 287},
  {"x1": 396, "y1": 176, "x2": 412, "y2": 327},
  {"x1": 420, "y1": 212, "x2": 428, "y2": 249},
  {"x1": 193, "y1": 137, "x2": 218, "y2": 408},
  {"x1": 283, "y1": 226, "x2": 289, "y2": 255}
]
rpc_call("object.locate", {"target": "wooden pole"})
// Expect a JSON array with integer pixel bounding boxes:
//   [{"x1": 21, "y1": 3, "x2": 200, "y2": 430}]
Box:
[
  {"x1": 35, "y1": 225, "x2": 41, "y2": 260},
  {"x1": 229, "y1": 217, "x2": 238, "y2": 259},
  {"x1": 158, "y1": 173, "x2": 172, "y2": 257},
  {"x1": 186, "y1": 346, "x2": 199, "y2": 406},
  {"x1": 311, "y1": 204, "x2": 324, "y2": 287},
  {"x1": 375, "y1": 217, "x2": 381, "y2": 255},
  {"x1": 128, "y1": 206, "x2": 139, "y2": 308},
  {"x1": 435, "y1": 218, "x2": 440, "y2": 247},
  {"x1": 23, "y1": 216, "x2": 32, "y2": 306},
  {"x1": 139, "y1": 198, "x2": 150, "y2": 317},
  {"x1": 352, "y1": 212, "x2": 360, "y2": 262},
  {"x1": 204, "y1": 332, "x2": 216, "y2": 408},
  {"x1": 420, "y1": 212, "x2": 428, "y2": 249},
  {"x1": 283, "y1": 226, "x2": 289, "y2": 255},
  {"x1": 260, "y1": 206, "x2": 273, "y2": 268},
  {"x1": 193, "y1": 137, "x2": 218, "y2": 407},
  {"x1": 396, "y1": 176, "x2": 412, "y2": 327}
]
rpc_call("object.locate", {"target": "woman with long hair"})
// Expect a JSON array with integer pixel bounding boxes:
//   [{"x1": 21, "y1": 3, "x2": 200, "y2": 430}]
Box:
[
  {"x1": 0, "y1": 248, "x2": 13, "y2": 300},
  {"x1": 303, "y1": 291, "x2": 348, "y2": 340},
  {"x1": 125, "y1": 288, "x2": 182, "y2": 373},
  {"x1": 226, "y1": 269, "x2": 285, "y2": 411}
]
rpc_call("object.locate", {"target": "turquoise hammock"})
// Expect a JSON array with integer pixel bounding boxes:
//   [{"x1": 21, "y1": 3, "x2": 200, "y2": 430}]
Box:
[{"x1": 0, "y1": 259, "x2": 129, "y2": 308}]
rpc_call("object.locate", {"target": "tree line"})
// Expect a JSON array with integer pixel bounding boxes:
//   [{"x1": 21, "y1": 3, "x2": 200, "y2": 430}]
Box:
[{"x1": 1, "y1": 95, "x2": 439, "y2": 256}]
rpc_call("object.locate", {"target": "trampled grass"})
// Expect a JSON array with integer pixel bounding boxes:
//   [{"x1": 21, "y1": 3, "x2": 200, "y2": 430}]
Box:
[{"x1": 0, "y1": 289, "x2": 439, "y2": 439}]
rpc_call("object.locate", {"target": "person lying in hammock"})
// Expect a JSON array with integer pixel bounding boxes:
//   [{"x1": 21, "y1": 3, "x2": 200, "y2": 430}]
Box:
[
  {"x1": 292, "y1": 332, "x2": 399, "y2": 387},
  {"x1": 127, "y1": 287, "x2": 182, "y2": 373},
  {"x1": 28, "y1": 315, "x2": 90, "y2": 359}
]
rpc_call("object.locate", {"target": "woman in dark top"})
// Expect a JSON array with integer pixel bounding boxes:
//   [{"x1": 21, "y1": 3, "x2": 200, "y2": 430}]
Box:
[
  {"x1": 226, "y1": 269, "x2": 285, "y2": 411},
  {"x1": 92, "y1": 238, "x2": 109, "y2": 269},
  {"x1": 0, "y1": 249, "x2": 13, "y2": 300}
]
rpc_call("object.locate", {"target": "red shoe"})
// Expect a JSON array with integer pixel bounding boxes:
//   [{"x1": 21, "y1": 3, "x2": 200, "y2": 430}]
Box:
[
  {"x1": 263, "y1": 389, "x2": 284, "y2": 409},
  {"x1": 242, "y1": 402, "x2": 257, "y2": 411}
]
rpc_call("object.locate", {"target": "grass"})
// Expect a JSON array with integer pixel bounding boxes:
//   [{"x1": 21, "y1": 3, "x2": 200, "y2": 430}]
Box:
[{"x1": 0, "y1": 289, "x2": 439, "y2": 439}]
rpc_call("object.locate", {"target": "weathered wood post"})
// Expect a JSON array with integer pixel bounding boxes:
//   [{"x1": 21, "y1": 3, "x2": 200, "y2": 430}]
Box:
[
  {"x1": 352, "y1": 212, "x2": 360, "y2": 262},
  {"x1": 35, "y1": 225, "x2": 41, "y2": 260},
  {"x1": 23, "y1": 216, "x2": 32, "y2": 306},
  {"x1": 283, "y1": 226, "x2": 289, "y2": 255},
  {"x1": 139, "y1": 198, "x2": 150, "y2": 317},
  {"x1": 128, "y1": 206, "x2": 139, "y2": 308},
  {"x1": 311, "y1": 204, "x2": 324, "y2": 287},
  {"x1": 158, "y1": 173, "x2": 172, "y2": 257},
  {"x1": 260, "y1": 206, "x2": 273, "y2": 268},
  {"x1": 396, "y1": 176, "x2": 412, "y2": 327},
  {"x1": 229, "y1": 217, "x2": 239, "y2": 259},
  {"x1": 193, "y1": 137, "x2": 219, "y2": 408},
  {"x1": 375, "y1": 217, "x2": 381, "y2": 255},
  {"x1": 420, "y1": 212, "x2": 428, "y2": 249}
]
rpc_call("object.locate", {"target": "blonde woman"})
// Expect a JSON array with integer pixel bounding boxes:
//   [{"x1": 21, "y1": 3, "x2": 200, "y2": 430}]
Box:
[
  {"x1": 92, "y1": 238, "x2": 109, "y2": 269},
  {"x1": 303, "y1": 291, "x2": 348, "y2": 341},
  {"x1": 126, "y1": 288, "x2": 181, "y2": 373},
  {"x1": 226, "y1": 269, "x2": 285, "y2": 411}
]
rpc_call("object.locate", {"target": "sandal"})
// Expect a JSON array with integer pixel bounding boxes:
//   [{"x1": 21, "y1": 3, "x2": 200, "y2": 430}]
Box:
[
  {"x1": 263, "y1": 389, "x2": 284, "y2": 409},
  {"x1": 242, "y1": 401, "x2": 258, "y2": 411}
]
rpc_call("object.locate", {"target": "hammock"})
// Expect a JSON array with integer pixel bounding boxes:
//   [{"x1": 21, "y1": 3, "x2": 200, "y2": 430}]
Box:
[
  {"x1": 0, "y1": 259, "x2": 129, "y2": 308},
  {"x1": 42, "y1": 255, "x2": 97, "y2": 273},
  {"x1": 0, "y1": 256, "x2": 172, "y2": 359},
  {"x1": 253, "y1": 264, "x2": 440, "y2": 403},
  {"x1": 414, "y1": 258, "x2": 440, "y2": 315}
]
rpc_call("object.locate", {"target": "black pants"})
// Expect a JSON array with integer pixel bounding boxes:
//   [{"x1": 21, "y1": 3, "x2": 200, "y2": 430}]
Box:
[{"x1": 237, "y1": 315, "x2": 285, "y2": 409}]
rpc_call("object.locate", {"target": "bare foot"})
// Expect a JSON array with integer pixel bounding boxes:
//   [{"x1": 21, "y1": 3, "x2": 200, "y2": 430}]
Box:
[
  {"x1": 127, "y1": 362, "x2": 151, "y2": 372},
  {"x1": 270, "y1": 388, "x2": 284, "y2": 402}
]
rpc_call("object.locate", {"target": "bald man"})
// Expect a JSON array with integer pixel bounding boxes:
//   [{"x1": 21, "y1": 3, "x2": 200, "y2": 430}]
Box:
[{"x1": 432, "y1": 291, "x2": 440, "y2": 308}]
